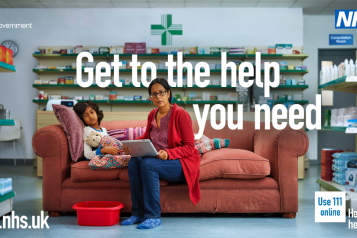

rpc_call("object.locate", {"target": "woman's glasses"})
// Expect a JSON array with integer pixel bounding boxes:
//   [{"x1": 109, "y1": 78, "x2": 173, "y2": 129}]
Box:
[{"x1": 150, "y1": 90, "x2": 167, "y2": 98}]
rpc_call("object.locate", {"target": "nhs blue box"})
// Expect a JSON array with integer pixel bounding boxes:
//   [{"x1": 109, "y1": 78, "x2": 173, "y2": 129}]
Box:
[
  {"x1": 0, "y1": 178, "x2": 12, "y2": 196},
  {"x1": 335, "y1": 10, "x2": 357, "y2": 28}
]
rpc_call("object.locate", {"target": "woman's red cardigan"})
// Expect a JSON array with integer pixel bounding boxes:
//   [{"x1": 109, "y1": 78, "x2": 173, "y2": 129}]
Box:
[{"x1": 137, "y1": 103, "x2": 201, "y2": 205}]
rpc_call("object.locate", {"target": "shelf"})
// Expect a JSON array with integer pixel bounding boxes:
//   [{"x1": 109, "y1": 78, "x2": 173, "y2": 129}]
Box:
[
  {"x1": 108, "y1": 53, "x2": 177, "y2": 58},
  {"x1": 274, "y1": 69, "x2": 309, "y2": 75},
  {"x1": 272, "y1": 85, "x2": 308, "y2": 91},
  {"x1": 32, "y1": 99, "x2": 154, "y2": 104},
  {"x1": 32, "y1": 68, "x2": 177, "y2": 74},
  {"x1": 108, "y1": 100, "x2": 153, "y2": 104},
  {"x1": 183, "y1": 100, "x2": 236, "y2": 104},
  {"x1": 273, "y1": 100, "x2": 309, "y2": 105},
  {"x1": 33, "y1": 53, "x2": 108, "y2": 58},
  {"x1": 33, "y1": 53, "x2": 309, "y2": 60},
  {"x1": 32, "y1": 83, "x2": 147, "y2": 88},
  {"x1": 318, "y1": 76, "x2": 357, "y2": 94},
  {"x1": 247, "y1": 54, "x2": 309, "y2": 60},
  {"x1": 32, "y1": 84, "x2": 238, "y2": 89},
  {"x1": 319, "y1": 126, "x2": 347, "y2": 132},
  {"x1": 184, "y1": 54, "x2": 246, "y2": 58},
  {"x1": 0, "y1": 61, "x2": 16, "y2": 73},
  {"x1": 0, "y1": 119, "x2": 15, "y2": 126},
  {"x1": 188, "y1": 85, "x2": 235, "y2": 89}
]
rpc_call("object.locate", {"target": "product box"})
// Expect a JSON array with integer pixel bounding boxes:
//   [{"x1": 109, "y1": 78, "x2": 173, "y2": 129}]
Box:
[
  {"x1": 95, "y1": 95, "x2": 104, "y2": 100},
  {"x1": 124, "y1": 43, "x2": 136, "y2": 54},
  {"x1": 90, "y1": 48, "x2": 99, "y2": 54},
  {"x1": 268, "y1": 46, "x2": 276, "y2": 54},
  {"x1": 124, "y1": 97, "x2": 133, "y2": 101},
  {"x1": 60, "y1": 49, "x2": 67, "y2": 54},
  {"x1": 210, "y1": 47, "x2": 220, "y2": 54},
  {"x1": 276, "y1": 44, "x2": 293, "y2": 54},
  {"x1": 0, "y1": 46, "x2": 6, "y2": 63},
  {"x1": 151, "y1": 48, "x2": 160, "y2": 54},
  {"x1": 133, "y1": 95, "x2": 142, "y2": 101},
  {"x1": 99, "y1": 47, "x2": 109, "y2": 54},
  {"x1": 220, "y1": 47, "x2": 229, "y2": 53},
  {"x1": 189, "y1": 47, "x2": 197, "y2": 54},
  {"x1": 135, "y1": 43, "x2": 146, "y2": 54},
  {"x1": 346, "y1": 160, "x2": 357, "y2": 192},
  {"x1": 5, "y1": 48, "x2": 13, "y2": 65},
  {"x1": 321, "y1": 148, "x2": 352, "y2": 181},
  {"x1": 0, "y1": 178, "x2": 12, "y2": 196},
  {"x1": 109, "y1": 92, "x2": 117, "y2": 100},
  {"x1": 278, "y1": 61, "x2": 288, "y2": 70}
]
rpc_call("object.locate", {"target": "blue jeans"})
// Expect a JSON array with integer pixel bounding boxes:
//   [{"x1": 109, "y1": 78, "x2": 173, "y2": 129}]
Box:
[{"x1": 128, "y1": 157, "x2": 186, "y2": 218}]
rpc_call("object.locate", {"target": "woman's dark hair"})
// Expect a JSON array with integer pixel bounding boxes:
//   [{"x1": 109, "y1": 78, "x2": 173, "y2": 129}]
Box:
[
  {"x1": 73, "y1": 101, "x2": 104, "y2": 126},
  {"x1": 148, "y1": 78, "x2": 172, "y2": 103}
]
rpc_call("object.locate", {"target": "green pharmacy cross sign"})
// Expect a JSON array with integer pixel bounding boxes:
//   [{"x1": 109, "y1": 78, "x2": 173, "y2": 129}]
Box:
[{"x1": 151, "y1": 14, "x2": 183, "y2": 45}]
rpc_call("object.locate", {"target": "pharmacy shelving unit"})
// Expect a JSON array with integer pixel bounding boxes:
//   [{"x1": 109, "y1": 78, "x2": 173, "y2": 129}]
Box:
[
  {"x1": 32, "y1": 46, "x2": 309, "y2": 177},
  {"x1": 317, "y1": 75, "x2": 357, "y2": 210},
  {"x1": 0, "y1": 61, "x2": 16, "y2": 73}
]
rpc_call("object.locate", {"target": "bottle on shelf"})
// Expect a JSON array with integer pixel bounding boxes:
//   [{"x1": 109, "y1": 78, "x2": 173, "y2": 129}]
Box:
[
  {"x1": 334, "y1": 65, "x2": 338, "y2": 80},
  {"x1": 326, "y1": 66, "x2": 330, "y2": 83},
  {"x1": 320, "y1": 66, "x2": 326, "y2": 85},
  {"x1": 330, "y1": 65, "x2": 334, "y2": 81},
  {"x1": 344, "y1": 59, "x2": 350, "y2": 76},
  {"x1": 350, "y1": 59, "x2": 355, "y2": 77}
]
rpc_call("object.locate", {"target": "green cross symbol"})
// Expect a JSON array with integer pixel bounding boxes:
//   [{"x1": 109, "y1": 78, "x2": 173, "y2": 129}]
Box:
[{"x1": 151, "y1": 14, "x2": 183, "y2": 46}]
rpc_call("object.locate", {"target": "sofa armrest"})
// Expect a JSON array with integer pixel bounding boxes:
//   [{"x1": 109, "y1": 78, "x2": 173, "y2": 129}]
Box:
[
  {"x1": 32, "y1": 124, "x2": 72, "y2": 212},
  {"x1": 254, "y1": 125, "x2": 309, "y2": 213}
]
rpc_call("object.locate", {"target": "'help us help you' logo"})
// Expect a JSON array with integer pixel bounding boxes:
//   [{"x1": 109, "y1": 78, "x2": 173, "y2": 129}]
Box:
[{"x1": 335, "y1": 10, "x2": 357, "y2": 28}]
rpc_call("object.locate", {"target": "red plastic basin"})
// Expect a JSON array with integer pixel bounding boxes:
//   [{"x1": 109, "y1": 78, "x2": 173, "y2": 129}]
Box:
[{"x1": 72, "y1": 201, "x2": 124, "y2": 226}]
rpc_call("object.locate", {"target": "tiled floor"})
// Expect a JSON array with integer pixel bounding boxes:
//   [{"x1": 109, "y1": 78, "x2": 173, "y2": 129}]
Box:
[{"x1": 0, "y1": 162, "x2": 356, "y2": 238}]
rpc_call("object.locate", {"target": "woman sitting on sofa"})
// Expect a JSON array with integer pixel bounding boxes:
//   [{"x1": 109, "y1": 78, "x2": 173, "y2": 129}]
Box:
[{"x1": 121, "y1": 78, "x2": 201, "y2": 229}]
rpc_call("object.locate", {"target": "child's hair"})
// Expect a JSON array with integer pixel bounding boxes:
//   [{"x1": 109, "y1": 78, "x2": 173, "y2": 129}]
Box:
[{"x1": 73, "y1": 101, "x2": 104, "y2": 126}]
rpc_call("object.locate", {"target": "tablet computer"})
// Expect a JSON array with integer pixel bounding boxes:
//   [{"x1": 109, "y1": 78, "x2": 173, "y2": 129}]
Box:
[{"x1": 121, "y1": 139, "x2": 158, "y2": 157}]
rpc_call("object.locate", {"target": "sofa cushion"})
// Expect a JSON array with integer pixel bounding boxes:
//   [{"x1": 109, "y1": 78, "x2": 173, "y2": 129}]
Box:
[
  {"x1": 199, "y1": 148, "x2": 270, "y2": 181},
  {"x1": 119, "y1": 168, "x2": 169, "y2": 186},
  {"x1": 52, "y1": 104, "x2": 85, "y2": 162},
  {"x1": 71, "y1": 161, "x2": 120, "y2": 181},
  {"x1": 71, "y1": 161, "x2": 169, "y2": 186}
]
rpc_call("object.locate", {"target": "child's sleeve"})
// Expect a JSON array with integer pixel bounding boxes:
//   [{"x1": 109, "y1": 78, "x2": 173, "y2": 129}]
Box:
[{"x1": 83, "y1": 127, "x2": 102, "y2": 160}]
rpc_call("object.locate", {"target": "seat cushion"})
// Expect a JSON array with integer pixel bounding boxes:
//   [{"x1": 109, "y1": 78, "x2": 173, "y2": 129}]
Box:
[
  {"x1": 119, "y1": 168, "x2": 169, "y2": 186},
  {"x1": 71, "y1": 161, "x2": 121, "y2": 182},
  {"x1": 71, "y1": 161, "x2": 169, "y2": 186},
  {"x1": 199, "y1": 148, "x2": 270, "y2": 181}
]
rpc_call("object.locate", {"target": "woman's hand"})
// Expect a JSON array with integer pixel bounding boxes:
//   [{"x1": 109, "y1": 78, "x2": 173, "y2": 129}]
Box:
[
  {"x1": 101, "y1": 147, "x2": 120, "y2": 155},
  {"x1": 122, "y1": 145, "x2": 132, "y2": 155},
  {"x1": 156, "y1": 150, "x2": 169, "y2": 160}
]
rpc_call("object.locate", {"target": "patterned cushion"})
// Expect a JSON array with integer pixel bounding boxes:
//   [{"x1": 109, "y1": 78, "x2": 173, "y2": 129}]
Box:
[
  {"x1": 108, "y1": 127, "x2": 146, "y2": 140},
  {"x1": 52, "y1": 104, "x2": 85, "y2": 162},
  {"x1": 195, "y1": 134, "x2": 229, "y2": 154}
]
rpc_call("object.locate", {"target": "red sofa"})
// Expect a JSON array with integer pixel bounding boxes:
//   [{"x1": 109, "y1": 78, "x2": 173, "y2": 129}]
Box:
[{"x1": 32, "y1": 120, "x2": 308, "y2": 218}]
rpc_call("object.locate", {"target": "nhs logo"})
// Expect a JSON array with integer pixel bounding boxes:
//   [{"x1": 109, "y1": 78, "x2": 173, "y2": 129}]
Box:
[{"x1": 335, "y1": 10, "x2": 357, "y2": 28}]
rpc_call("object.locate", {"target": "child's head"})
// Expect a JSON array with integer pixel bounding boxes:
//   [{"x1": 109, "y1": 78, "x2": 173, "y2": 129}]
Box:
[{"x1": 73, "y1": 101, "x2": 104, "y2": 127}]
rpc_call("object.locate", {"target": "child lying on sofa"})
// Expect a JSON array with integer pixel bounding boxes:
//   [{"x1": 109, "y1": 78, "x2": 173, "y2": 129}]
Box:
[{"x1": 73, "y1": 101, "x2": 131, "y2": 169}]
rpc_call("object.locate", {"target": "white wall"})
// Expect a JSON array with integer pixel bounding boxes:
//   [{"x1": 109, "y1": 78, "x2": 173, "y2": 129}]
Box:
[
  {"x1": 0, "y1": 8, "x2": 303, "y2": 159},
  {"x1": 303, "y1": 15, "x2": 357, "y2": 161}
]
